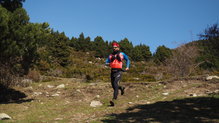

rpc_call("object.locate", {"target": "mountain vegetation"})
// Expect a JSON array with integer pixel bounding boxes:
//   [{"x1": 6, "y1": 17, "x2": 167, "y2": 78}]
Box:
[
  {"x1": 0, "y1": 0, "x2": 219, "y2": 87},
  {"x1": 0, "y1": 1, "x2": 218, "y2": 122}
]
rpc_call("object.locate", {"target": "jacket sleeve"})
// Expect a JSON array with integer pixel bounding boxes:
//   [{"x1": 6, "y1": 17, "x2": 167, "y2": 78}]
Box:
[
  {"x1": 121, "y1": 52, "x2": 130, "y2": 68},
  {"x1": 105, "y1": 55, "x2": 111, "y2": 64}
]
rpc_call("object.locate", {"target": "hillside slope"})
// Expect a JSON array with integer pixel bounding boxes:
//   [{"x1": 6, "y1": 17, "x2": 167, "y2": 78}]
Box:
[{"x1": 0, "y1": 77, "x2": 218, "y2": 123}]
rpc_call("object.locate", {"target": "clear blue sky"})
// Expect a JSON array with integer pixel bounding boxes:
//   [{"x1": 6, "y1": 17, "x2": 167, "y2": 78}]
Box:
[{"x1": 23, "y1": 0, "x2": 219, "y2": 53}]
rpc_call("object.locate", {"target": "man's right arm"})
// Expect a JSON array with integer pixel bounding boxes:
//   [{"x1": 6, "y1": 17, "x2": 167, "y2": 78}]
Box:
[{"x1": 105, "y1": 56, "x2": 111, "y2": 65}]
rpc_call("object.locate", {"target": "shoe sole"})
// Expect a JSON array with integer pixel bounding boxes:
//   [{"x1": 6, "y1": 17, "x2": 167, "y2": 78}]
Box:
[
  {"x1": 121, "y1": 87, "x2": 125, "y2": 95},
  {"x1": 110, "y1": 101, "x2": 114, "y2": 106}
]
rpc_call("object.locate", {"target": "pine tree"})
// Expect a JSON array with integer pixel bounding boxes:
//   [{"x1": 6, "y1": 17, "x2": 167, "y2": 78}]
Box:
[
  {"x1": 0, "y1": 6, "x2": 9, "y2": 39},
  {"x1": 198, "y1": 23, "x2": 219, "y2": 70},
  {"x1": 132, "y1": 46, "x2": 144, "y2": 61},
  {"x1": 154, "y1": 45, "x2": 172, "y2": 65},
  {"x1": 0, "y1": 4, "x2": 51, "y2": 78},
  {"x1": 93, "y1": 36, "x2": 108, "y2": 58},
  {"x1": 132, "y1": 44, "x2": 152, "y2": 61},
  {"x1": 119, "y1": 38, "x2": 133, "y2": 57},
  {"x1": 0, "y1": 0, "x2": 25, "y2": 12},
  {"x1": 48, "y1": 31, "x2": 71, "y2": 67}
]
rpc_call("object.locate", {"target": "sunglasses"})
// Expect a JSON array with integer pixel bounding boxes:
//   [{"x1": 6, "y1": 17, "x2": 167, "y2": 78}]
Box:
[{"x1": 113, "y1": 47, "x2": 118, "y2": 48}]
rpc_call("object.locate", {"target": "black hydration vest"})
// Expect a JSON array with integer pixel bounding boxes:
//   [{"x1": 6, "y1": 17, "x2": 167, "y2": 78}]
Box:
[{"x1": 111, "y1": 51, "x2": 122, "y2": 62}]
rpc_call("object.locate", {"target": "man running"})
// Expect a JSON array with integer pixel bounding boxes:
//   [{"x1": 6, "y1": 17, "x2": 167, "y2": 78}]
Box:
[{"x1": 105, "y1": 42, "x2": 130, "y2": 106}]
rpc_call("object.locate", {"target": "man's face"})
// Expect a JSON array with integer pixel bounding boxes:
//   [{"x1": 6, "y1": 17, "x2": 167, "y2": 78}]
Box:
[{"x1": 113, "y1": 46, "x2": 119, "y2": 52}]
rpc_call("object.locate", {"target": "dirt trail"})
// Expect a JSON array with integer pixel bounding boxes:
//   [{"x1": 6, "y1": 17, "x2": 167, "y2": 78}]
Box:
[{"x1": 0, "y1": 77, "x2": 218, "y2": 123}]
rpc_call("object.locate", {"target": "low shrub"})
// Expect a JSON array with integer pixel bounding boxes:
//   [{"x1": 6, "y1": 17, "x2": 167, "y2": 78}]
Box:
[
  {"x1": 26, "y1": 70, "x2": 41, "y2": 82},
  {"x1": 0, "y1": 64, "x2": 20, "y2": 87}
]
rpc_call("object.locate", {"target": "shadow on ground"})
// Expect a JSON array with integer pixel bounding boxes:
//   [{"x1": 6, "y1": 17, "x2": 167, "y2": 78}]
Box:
[
  {"x1": 0, "y1": 84, "x2": 33, "y2": 104},
  {"x1": 102, "y1": 96, "x2": 219, "y2": 123}
]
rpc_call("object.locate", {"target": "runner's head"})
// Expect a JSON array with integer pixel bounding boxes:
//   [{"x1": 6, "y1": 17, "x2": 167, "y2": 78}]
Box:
[{"x1": 112, "y1": 42, "x2": 120, "y2": 51}]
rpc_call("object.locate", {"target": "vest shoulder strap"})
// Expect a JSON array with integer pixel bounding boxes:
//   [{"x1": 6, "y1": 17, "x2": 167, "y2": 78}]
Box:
[{"x1": 110, "y1": 52, "x2": 123, "y2": 62}]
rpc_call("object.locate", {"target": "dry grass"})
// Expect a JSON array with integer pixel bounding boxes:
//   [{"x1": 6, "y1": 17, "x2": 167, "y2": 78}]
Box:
[{"x1": 0, "y1": 77, "x2": 218, "y2": 123}]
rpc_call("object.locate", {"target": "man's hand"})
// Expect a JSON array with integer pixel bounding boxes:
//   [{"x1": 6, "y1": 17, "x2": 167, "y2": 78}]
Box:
[
  {"x1": 125, "y1": 68, "x2": 129, "y2": 71},
  {"x1": 105, "y1": 63, "x2": 110, "y2": 68}
]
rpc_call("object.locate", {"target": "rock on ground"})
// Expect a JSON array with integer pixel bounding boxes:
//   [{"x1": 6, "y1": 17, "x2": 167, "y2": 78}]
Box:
[
  {"x1": 206, "y1": 75, "x2": 219, "y2": 80},
  {"x1": 90, "y1": 100, "x2": 103, "y2": 107},
  {"x1": 56, "y1": 84, "x2": 65, "y2": 89},
  {"x1": 0, "y1": 113, "x2": 12, "y2": 120}
]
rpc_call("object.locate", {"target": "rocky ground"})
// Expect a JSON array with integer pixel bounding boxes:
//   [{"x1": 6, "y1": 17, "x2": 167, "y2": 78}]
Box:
[{"x1": 0, "y1": 76, "x2": 219, "y2": 123}]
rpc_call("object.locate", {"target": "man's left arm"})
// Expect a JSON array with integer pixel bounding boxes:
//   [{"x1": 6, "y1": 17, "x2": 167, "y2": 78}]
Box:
[{"x1": 122, "y1": 52, "x2": 130, "y2": 70}]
